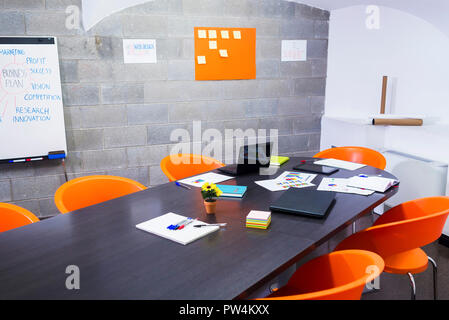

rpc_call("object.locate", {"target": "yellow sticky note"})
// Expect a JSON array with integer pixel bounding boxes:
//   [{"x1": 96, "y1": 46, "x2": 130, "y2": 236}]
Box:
[
  {"x1": 233, "y1": 30, "x2": 241, "y2": 39},
  {"x1": 198, "y1": 30, "x2": 207, "y2": 38},
  {"x1": 221, "y1": 30, "x2": 229, "y2": 39},
  {"x1": 219, "y1": 49, "x2": 228, "y2": 57},
  {"x1": 197, "y1": 56, "x2": 206, "y2": 64},
  {"x1": 208, "y1": 30, "x2": 217, "y2": 39},
  {"x1": 209, "y1": 40, "x2": 217, "y2": 49}
]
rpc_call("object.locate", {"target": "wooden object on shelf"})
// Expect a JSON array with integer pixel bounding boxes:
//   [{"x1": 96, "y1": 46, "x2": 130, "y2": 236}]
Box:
[
  {"x1": 380, "y1": 75, "x2": 388, "y2": 114},
  {"x1": 372, "y1": 118, "x2": 423, "y2": 126}
]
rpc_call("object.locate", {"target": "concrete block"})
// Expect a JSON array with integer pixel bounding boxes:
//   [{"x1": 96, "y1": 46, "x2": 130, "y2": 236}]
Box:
[
  {"x1": 127, "y1": 145, "x2": 169, "y2": 166},
  {"x1": 114, "y1": 62, "x2": 168, "y2": 82},
  {"x1": 80, "y1": 105, "x2": 127, "y2": 128},
  {"x1": 222, "y1": 80, "x2": 259, "y2": 100},
  {"x1": 25, "y1": 12, "x2": 80, "y2": 36},
  {"x1": 106, "y1": 167, "x2": 149, "y2": 187},
  {"x1": 120, "y1": 0, "x2": 183, "y2": 15},
  {"x1": 310, "y1": 96, "x2": 325, "y2": 114},
  {"x1": 57, "y1": 37, "x2": 98, "y2": 60},
  {"x1": 258, "y1": 79, "x2": 293, "y2": 98},
  {"x1": 78, "y1": 60, "x2": 114, "y2": 82},
  {"x1": 182, "y1": 0, "x2": 224, "y2": 16},
  {"x1": 145, "y1": 81, "x2": 223, "y2": 102},
  {"x1": 167, "y1": 60, "x2": 194, "y2": 81},
  {"x1": 0, "y1": 180, "x2": 11, "y2": 202},
  {"x1": 308, "y1": 132, "x2": 321, "y2": 150},
  {"x1": 295, "y1": 4, "x2": 330, "y2": 21},
  {"x1": 0, "y1": 163, "x2": 34, "y2": 179},
  {"x1": 257, "y1": 60, "x2": 280, "y2": 79},
  {"x1": 307, "y1": 40, "x2": 328, "y2": 59},
  {"x1": 245, "y1": 98, "x2": 278, "y2": 118},
  {"x1": 294, "y1": 78, "x2": 326, "y2": 96},
  {"x1": 87, "y1": 14, "x2": 123, "y2": 37},
  {"x1": 127, "y1": 103, "x2": 169, "y2": 125},
  {"x1": 278, "y1": 96, "x2": 309, "y2": 116},
  {"x1": 64, "y1": 107, "x2": 81, "y2": 129},
  {"x1": 62, "y1": 84, "x2": 100, "y2": 106},
  {"x1": 315, "y1": 20, "x2": 329, "y2": 39},
  {"x1": 280, "y1": 61, "x2": 313, "y2": 78},
  {"x1": 32, "y1": 159, "x2": 66, "y2": 177},
  {"x1": 256, "y1": 39, "x2": 281, "y2": 60},
  {"x1": 280, "y1": 0, "x2": 296, "y2": 19},
  {"x1": 149, "y1": 165, "x2": 169, "y2": 186},
  {"x1": 278, "y1": 134, "x2": 309, "y2": 154},
  {"x1": 292, "y1": 115, "x2": 322, "y2": 134},
  {"x1": 101, "y1": 84, "x2": 145, "y2": 105},
  {"x1": 96, "y1": 37, "x2": 123, "y2": 61},
  {"x1": 280, "y1": 19, "x2": 315, "y2": 39},
  {"x1": 82, "y1": 149, "x2": 127, "y2": 171},
  {"x1": 0, "y1": 11, "x2": 25, "y2": 35},
  {"x1": 259, "y1": 117, "x2": 293, "y2": 135},
  {"x1": 66, "y1": 129, "x2": 104, "y2": 151},
  {"x1": 64, "y1": 151, "x2": 83, "y2": 173},
  {"x1": 168, "y1": 102, "x2": 205, "y2": 123},
  {"x1": 11, "y1": 200, "x2": 40, "y2": 217},
  {"x1": 11, "y1": 175, "x2": 64, "y2": 201},
  {"x1": 311, "y1": 59, "x2": 327, "y2": 77},
  {"x1": 45, "y1": 0, "x2": 81, "y2": 9},
  {"x1": 104, "y1": 126, "x2": 147, "y2": 148},
  {"x1": 121, "y1": 14, "x2": 168, "y2": 37},
  {"x1": 38, "y1": 197, "x2": 60, "y2": 217},
  {"x1": 5, "y1": 0, "x2": 44, "y2": 9},
  {"x1": 59, "y1": 60, "x2": 79, "y2": 83},
  {"x1": 147, "y1": 123, "x2": 191, "y2": 145}
]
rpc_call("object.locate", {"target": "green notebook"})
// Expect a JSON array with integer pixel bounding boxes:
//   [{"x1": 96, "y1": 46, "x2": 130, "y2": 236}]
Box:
[{"x1": 270, "y1": 156, "x2": 290, "y2": 166}]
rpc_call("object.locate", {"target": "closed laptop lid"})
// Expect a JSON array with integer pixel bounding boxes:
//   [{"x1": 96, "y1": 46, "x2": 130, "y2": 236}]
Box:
[{"x1": 269, "y1": 188, "x2": 336, "y2": 218}]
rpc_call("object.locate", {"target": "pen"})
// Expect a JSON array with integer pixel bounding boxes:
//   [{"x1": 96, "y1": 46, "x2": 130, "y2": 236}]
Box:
[
  {"x1": 194, "y1": 223, "x2": 227, "y2": 228},
  {"x1": 167, "y1": 218, "x2": 190, "y2": 230},
  {"x1": 175, "y1": 182, "x2": 191, "y2": 190},
  {"x1": 176, "y1": 218, "x2": 196, "y2": 230}
]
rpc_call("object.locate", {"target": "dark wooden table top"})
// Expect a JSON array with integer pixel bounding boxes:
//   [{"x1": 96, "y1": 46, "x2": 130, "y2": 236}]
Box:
[{"x1": 0, "y1": 157, "x2": 397, "y2": 300}]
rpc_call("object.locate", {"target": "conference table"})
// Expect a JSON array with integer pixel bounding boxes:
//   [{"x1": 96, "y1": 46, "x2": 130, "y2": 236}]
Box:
[{"x1": 0, "y1": 157, "x2": 398, "y2": 299}]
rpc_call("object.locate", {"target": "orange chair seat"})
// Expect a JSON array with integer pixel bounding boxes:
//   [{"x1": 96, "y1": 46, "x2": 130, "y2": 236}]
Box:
[
  {"x1": 266, "y1": 286, "x2": 307, "y2": 298},
  {"x1": 383, "y1": 248, "x2": 429, "y2": 274}
]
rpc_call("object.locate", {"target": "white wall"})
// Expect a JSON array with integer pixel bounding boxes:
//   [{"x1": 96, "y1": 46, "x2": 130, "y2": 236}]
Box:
[{"x1": 325, "y1": 5, "x2": 449, "y2": 122}]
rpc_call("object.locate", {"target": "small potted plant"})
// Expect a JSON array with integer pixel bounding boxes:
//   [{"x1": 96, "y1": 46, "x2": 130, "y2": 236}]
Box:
[{"x1": 201, "y1": 182, "x2": 222, "y2": 214}]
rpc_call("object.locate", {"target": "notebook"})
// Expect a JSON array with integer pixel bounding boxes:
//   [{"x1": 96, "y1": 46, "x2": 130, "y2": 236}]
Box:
[
  {"x1": 136, "y1": 213, "x2": 219, "y2": 245},
  {"x1": 270, "y1": 188, "x2": 336, "y2": 218},
  {"x1": 347, "y1": 175, "x2": 399, "y2": 192},
  {"x1": 217, "y1": 185, "x2": 247, "y2": 198},
  {"x1": 270, "y1": 156, "x2": 290, "y2": 166}
]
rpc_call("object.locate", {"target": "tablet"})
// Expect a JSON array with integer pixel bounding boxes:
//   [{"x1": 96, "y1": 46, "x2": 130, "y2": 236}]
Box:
[{"x1": 293, "y1": 163, "x2": 339, "y2": 175}]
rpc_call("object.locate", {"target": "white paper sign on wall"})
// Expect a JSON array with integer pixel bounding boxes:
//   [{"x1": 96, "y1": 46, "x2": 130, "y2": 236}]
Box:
[
  {"x1": 281, "y1": 40, "x2": 307, "y2": 62},
  {"x1": 123, "y1": 39, "x2": 157, "y2": 64}
]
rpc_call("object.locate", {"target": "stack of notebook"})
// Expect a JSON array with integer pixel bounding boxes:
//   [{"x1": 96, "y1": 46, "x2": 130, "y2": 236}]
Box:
[{"x1": 246, "y1": 210, "x2": 271, "y2": 229}]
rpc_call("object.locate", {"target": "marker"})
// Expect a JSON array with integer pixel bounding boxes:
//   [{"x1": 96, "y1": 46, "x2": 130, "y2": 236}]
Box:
[
  {"x1": 9, "y1": 159, "x2": 26, "y2": 163},
  {"x1": 175, "y1": 182, "x2": 191, "y2": 190},
  {"x1": 167, "y1": 218, "x2": 190, "y2": 230},
  {"x1": 176, "y1": 218, "x2": 196, "y2": 230},
  {"x1": 194, "y1": 223, "x2": 227, "y2": 228}
]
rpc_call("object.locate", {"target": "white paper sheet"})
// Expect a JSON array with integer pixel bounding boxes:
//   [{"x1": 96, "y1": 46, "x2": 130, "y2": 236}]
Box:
[
  {"x1": 314, "y1": 159, "x2": 366, "y2": 171},
  {"x1": 281, "y1": 40, "x2": 307, "y2": 62},
  {"x1": 178, "y1": 172, "x2": 233, "y2": 188},
  {"x1": 123, "y1": 39, "x2": 157, "y2": 64},
  {"x1": 255, "y1": 171, "x2": 316, "y2": 191},
  {"x1": 317, "y1": 178, "x2": 374, "y2": 196}
]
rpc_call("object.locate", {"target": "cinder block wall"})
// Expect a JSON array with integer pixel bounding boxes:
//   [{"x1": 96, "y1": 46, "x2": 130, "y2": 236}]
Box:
[{"x1": 0, "y1": 0, "x2": 329, "y2": 217}]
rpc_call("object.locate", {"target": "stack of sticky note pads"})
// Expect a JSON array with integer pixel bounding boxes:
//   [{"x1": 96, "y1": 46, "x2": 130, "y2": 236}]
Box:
[{"x1": 246, "y1": 210, "x2": 271, "y2": 230}]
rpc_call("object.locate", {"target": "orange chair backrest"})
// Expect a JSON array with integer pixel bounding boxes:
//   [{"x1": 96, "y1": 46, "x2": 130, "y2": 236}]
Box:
[
  {"x1": 260, "y1": 250, "x2": 384, "y2": 300},
  {"x1": 54, "y1": 175, "x2": 147, "y2": 214},
  {"x1": 160, "y1": 154, "x2": 225, "y2": 182},
  {"x1": 0, "y1": 203, "x2": 40, "y2": 232},
  {"x1": 336, "y1": 197, "x2": 449, "y2": 257},
  {"x1": 314, "y1": 146, "x2": 386, "y2": 170}
]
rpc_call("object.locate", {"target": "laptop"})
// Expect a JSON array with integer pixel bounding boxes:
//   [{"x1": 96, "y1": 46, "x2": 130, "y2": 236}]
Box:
[
  {"x1": 218, "y1": 142, "x2": 272, "y2": 176},
  {"x1": 269, "y1": 188, "x2": 336, "y2": 218}
]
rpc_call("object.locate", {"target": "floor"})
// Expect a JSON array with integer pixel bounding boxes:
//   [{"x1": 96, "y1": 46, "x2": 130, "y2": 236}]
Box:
[{"x1": 362, "y1": 241, "x2": 449, "y2": 300}]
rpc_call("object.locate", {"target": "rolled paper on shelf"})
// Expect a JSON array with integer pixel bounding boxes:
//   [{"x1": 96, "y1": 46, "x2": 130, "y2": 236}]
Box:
[{"x1": 372, "y1": 118, "x2": 423, "y2": 126}]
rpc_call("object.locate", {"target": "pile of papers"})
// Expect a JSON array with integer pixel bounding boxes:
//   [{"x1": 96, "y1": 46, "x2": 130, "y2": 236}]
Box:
[
  {"x1": 246, "y1": 211, "x2": 271, "y2": 230},
  {"x1": 177, "y1": 172, "x2": 233, "y2": 188},
  {"x1": 255, "y1": 171, "x2": 317, "y2": 192},
  {"x1": 317, "y1": 175, "x2": 399, "y2": 195}
]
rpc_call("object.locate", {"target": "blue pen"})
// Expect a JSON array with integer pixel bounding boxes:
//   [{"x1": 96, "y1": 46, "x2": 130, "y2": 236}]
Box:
[
  {"x1": 175, "y1": 182, "x2": 191, "y2": 190},
  {"x1": 167, "y1": 218, "x2": 190, "y2": 230}
]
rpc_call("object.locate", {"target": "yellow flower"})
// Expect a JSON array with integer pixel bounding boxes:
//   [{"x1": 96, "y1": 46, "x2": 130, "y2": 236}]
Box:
[{"x1": 201, "y1": 182, "x2": 211, "y2": 191}]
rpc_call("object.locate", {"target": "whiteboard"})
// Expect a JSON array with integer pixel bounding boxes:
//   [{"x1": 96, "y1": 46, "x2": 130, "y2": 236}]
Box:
[{"x1": 0, "y1": 37, "x2": 67, "y2": 162}]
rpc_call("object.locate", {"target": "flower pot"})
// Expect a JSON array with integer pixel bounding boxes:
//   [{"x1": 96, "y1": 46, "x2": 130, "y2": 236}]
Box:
[{"x1": 204, "y1": 200, "x2": 217, "y2": 214}]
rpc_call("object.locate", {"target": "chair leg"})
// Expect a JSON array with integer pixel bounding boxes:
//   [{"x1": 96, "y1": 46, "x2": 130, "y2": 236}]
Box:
[
  {"x1": 428, "y1": 256, "x2": 438, "y2": 300},
  {"x1": 407, "y1": 273, "x2": 416, "y2": 300}
]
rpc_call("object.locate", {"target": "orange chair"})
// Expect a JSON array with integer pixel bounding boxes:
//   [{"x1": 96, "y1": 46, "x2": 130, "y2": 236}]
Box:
[
  {"x1": 260, "y1": 250, "x2": 384, "y2": 300},
  {"x1": 314, "y1": 146, "x2": 386, "y2": 170},
  {"x1": 0, "y1": 203, "x2": 40, "y2": 233},
  {"x1": 160, "y1": 154, "x2": 225, "y2": 182},
  {"x1": 335, "y1": 197, "x2": 449, "y2": 300},
  {"x1": 54, "y1": 175, "x2": 147, "y2": 214}
]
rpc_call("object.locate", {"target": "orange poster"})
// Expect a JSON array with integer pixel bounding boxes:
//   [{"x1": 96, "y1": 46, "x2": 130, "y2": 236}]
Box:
[{"x1": 194, "y1": 27, "x2": 256, "y2": 81}]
